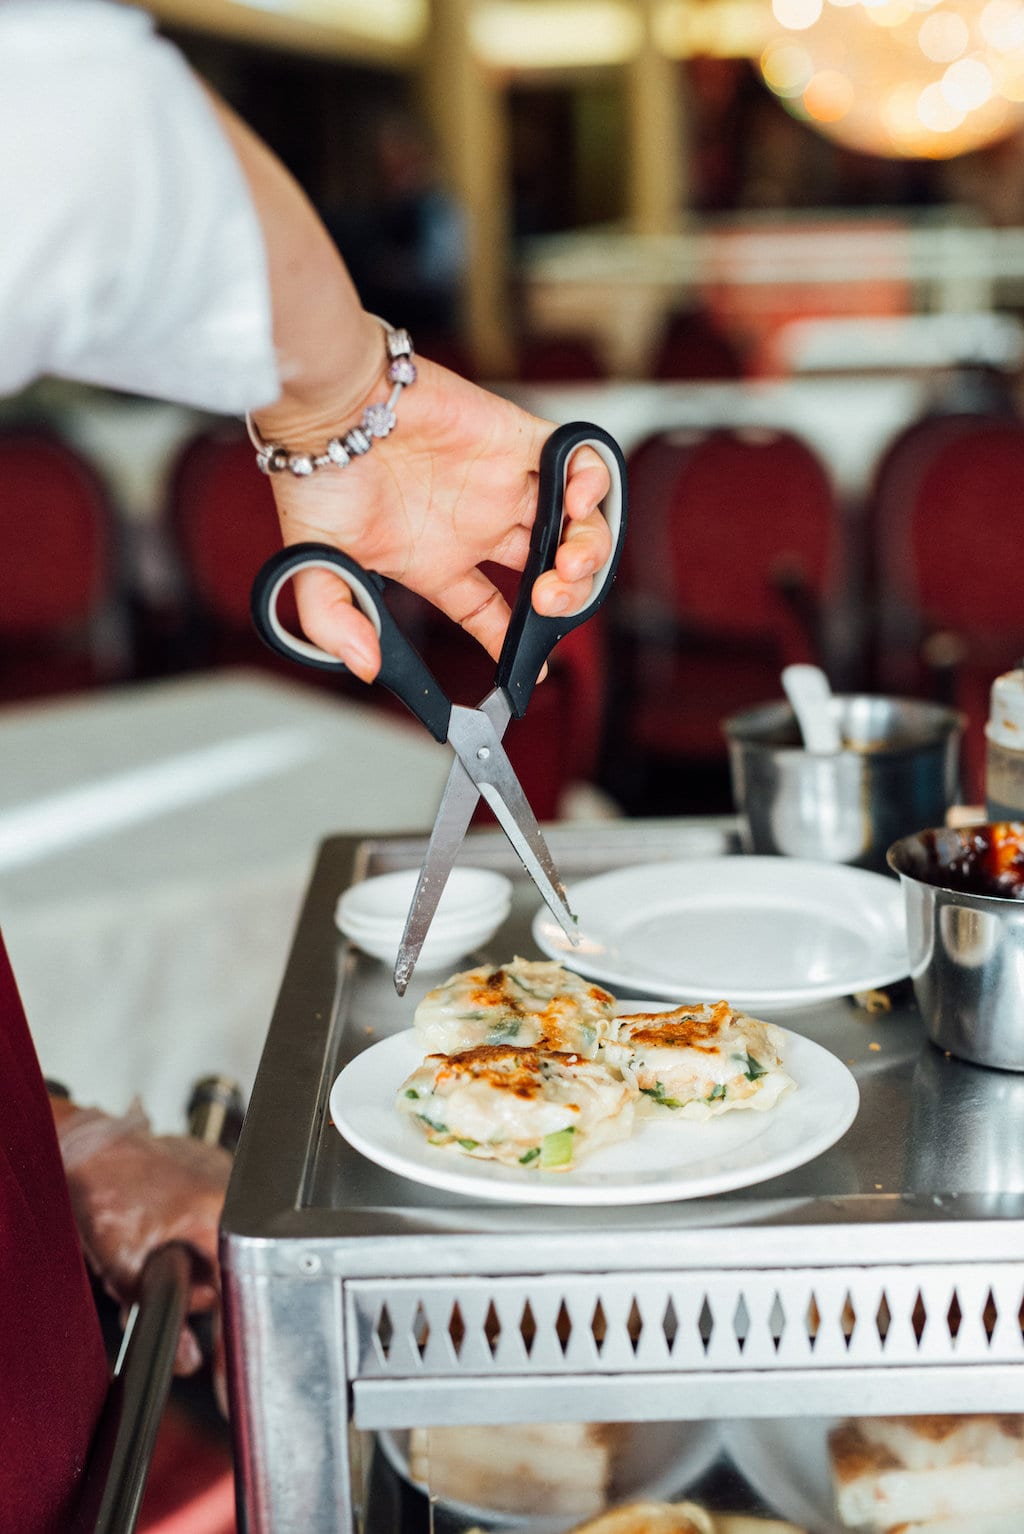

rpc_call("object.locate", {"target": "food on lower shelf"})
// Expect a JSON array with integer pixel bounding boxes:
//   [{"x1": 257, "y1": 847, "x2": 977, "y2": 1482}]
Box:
[
  {"x1": 829, "y1": 1414, "x2": 1024, "y2": 1530},
  {"x1": 413, "y1": 956, "x2": 617, "y2": 1058},
  {"x1": 551, "y1": 1501, "x2": 714, "y2": 1533},
  {"x1": 602, "y1": 1000, "x2": 795, "y2": 1121},
  {"x1": 409, "y1": 1421, "x2": 614, "y2": 1518},
  {"x1": 461, "y1": 1503, "x2": 808, "y2": 1534},
  {"x1": 396, "y1": 1041, "x2": 636, "y2": 1170}
]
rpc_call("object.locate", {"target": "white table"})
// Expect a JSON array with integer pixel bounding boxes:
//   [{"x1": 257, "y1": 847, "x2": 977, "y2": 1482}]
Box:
[{"x1": 0, "y1": 670, "x2": 451, "y2": 1130}]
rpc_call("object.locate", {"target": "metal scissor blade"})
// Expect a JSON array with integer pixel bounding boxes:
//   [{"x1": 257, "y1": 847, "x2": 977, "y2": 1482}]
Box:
[
  {"x1": 477, "y1": 776, "x2": 579, "y2": 943},
  {"x1": 448, "y1": 704, "x2": 579, "y2": 945},
  {"x1": 393, "y1": 756, "x2": 481, "y2": 995},
  {"x1": 393, "y1": 689, "x2": 513, "y2": 995}
]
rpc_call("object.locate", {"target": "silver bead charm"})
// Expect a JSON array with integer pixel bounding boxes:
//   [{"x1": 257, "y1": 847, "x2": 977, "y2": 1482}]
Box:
[
  {"x1": 385, "y1": 327, "x2": 413, "y2": 359},
  {"x1": 388, "y1": 357, "x2": 417, "y2": 387},
  {"x1": 363, "y1": 402, "x2": 397, "y2": 438},
  {"x1": 344, "y1": 427, "x2": 372, "y2": 456},
  {"x1": 245, "y1": 318, "x2": 415, "y2": 481}
]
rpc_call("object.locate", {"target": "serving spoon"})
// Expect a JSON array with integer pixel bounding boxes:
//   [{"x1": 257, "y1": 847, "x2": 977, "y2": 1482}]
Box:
[{"x1": 782, "y1": 663, "x2": 842, "y2": 754}]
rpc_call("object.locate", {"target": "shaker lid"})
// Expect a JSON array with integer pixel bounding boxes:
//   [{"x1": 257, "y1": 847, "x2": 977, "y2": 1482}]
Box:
[{"x1": 987, "y1": 669, "x2": 1024, "y2": 748}]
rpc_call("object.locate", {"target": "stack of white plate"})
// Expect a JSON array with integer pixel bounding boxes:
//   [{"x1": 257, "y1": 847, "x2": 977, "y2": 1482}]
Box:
[{"x1": 335, "y1": 866, "x2": 513, "y2": 971}]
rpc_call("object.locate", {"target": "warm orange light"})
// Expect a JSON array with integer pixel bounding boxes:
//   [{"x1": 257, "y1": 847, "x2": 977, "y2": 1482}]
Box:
[
  {"x1": 804, "y1": 67, "x2": 857, "y2": 118},
  {"x1": 760, "y1": 0, "x2": 1024, "y2": 159}
]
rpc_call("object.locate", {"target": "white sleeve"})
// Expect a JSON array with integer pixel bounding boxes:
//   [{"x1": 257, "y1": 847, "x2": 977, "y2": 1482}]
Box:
[{"x1": 0, "y1": 0, "x2": 281, "y2": 413}]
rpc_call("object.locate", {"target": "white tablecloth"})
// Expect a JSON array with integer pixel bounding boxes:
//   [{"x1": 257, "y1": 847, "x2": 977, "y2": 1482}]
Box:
[{"x1": 0, "y1": 670, "x2": 451, "y2": 1129}]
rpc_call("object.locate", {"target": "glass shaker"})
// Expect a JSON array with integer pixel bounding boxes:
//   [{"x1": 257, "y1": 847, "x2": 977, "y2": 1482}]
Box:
[{"x1": 985, "y1": 669, "x2": 1024, "y2": 821}]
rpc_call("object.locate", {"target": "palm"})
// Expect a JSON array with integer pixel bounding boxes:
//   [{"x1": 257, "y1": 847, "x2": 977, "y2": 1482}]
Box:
[{"x1": 268, "y1": 359, "x2": 611, "y2": 677}]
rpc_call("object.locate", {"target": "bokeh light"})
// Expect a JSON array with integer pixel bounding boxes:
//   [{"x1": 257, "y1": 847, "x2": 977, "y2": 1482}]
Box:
[{"x1": 759, "y1": 0, "x2": 1024, "y2": 158}]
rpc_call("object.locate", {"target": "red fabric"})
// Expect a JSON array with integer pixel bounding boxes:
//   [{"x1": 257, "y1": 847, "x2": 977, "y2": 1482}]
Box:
[
  {"x1": 168, "y1": 430, "x2": 290, "y2": 631},
  {"x1": 515, "y1": 334, "x2": 609, "y2": 383},
  {"x1": 0, "y1": 935, "x2": 108, "y2": 1533},
  {"x1": 138, "y1": 1400, "x2": 235, "y2": 1533},
  {"x1": 617, "y1": 427, "x2": 840, "y2": 761},
  {"x1": 870, "y1": 412, "x2": 1024, "y2": 802},
  {"x1": 0, "y1": 432, "x2": 111, "y2": 633}
]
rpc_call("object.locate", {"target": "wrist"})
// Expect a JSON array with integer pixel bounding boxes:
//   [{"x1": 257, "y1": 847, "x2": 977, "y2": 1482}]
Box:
[
  {"x1": 252, "y1": 309, "x2": 387, "y2": 453},
  {"x1": 248, "y1": 317, "x2": 417, "y2": 478}
]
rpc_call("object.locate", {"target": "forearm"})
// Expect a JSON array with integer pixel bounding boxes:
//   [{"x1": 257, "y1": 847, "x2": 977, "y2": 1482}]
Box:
[{"x1": 207, "y1": 93, "x2": 384, "y2": 445}]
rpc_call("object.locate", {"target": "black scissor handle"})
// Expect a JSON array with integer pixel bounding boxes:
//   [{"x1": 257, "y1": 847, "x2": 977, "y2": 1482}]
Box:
[
  {"x1": 495, "y1": 420, "x2": 628, "y2": 719},
  {"x1": 250, "y1": 543, "x2": 452, "y2": 742}
]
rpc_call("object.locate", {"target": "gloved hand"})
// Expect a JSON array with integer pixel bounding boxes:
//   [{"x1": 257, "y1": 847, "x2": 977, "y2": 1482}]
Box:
[{"x1": 54, "y1": 1097, "x2": 231, "y2": 1408}]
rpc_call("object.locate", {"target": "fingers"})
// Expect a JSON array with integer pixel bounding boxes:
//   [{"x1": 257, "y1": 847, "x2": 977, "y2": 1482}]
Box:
[
  {"x1": 174, "y1": 1323, "x2": 204, "y2": 1377},
  {"x1": 562, "y1": 445, "x2": 612, "y2": 531},
  {"x1": 445, "y1": 572, "x2": 513, "y2": 662},
  {"x1": 290, "y1": 567, "x2": 382, "y2": 682},
  {"x1": 530, "y1": 444, "x2": 613, "y2": 617}
]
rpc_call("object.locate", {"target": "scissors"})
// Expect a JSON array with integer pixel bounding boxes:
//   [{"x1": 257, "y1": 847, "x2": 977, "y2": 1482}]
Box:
[{"x1": 250, "y1": 419, "x2": 627, "y2": 995}]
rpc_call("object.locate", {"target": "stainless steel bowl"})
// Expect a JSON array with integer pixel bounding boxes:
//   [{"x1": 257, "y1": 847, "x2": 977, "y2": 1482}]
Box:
[
  {"x1": 724, "y1": 695, "x2": 964, "y2": 874},
  {"x1": 889, "y1": 825, "x2": 1024, "y2": 1072}
]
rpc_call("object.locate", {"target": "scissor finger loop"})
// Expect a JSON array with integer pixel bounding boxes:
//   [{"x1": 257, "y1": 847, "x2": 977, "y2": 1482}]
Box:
[{"x1": 260, "y1": 551, "x2": 383, "y2": 670}]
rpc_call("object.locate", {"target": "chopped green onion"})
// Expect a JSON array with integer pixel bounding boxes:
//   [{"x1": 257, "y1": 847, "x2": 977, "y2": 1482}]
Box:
[
  {"x1": 487, "y1": 1017, "x2": 521, "y2": 1043},
  {"x1": 519, "y1": 1146, "x2": 541, "y2": 1165},
  {"x1": 403, "y1": 1089, "x2": 420, "y2": 1100},
  {"x1": 507, "y1": 973, "x2": 548, "y2": 1000},
  {"x1": 640, "y1": 1081, "x2": 684, "y2": 1109},
  {"x1": 457, "y1": 1138, "x2": 479, "y2": 1150},
  {"x1": 735, "y1": 1052, "x2": 768, "y2": 1082},
  {"x1": 539, "y1": 1127, "x2": 576, "y2": 1168},
  {"x1": 416, "y1": 1114, "x2": 449, "y2": 1135},
  {"x1": 706, "y1": 1083, "x2": 727, "y2": 1103}
]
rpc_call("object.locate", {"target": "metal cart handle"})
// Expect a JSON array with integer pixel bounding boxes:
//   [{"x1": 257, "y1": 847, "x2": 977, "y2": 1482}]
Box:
[{"x1": 71, "y1": 1076, "x2": 244, "y2": 1534}]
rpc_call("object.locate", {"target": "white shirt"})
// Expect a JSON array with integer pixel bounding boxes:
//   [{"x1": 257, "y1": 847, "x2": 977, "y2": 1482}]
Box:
[{"x1": 0, "y1": 0, "x2": 280, "y2": 412}]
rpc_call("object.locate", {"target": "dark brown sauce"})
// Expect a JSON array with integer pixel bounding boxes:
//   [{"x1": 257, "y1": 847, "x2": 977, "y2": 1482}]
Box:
[{"x1": 916, "y1": 823, "x2": 1024, "y2": 899}]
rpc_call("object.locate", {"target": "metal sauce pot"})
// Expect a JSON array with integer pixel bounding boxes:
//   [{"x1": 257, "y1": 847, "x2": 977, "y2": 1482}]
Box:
[{"x1": 724, "y1": 695, "x2": 964, "y2": 874}]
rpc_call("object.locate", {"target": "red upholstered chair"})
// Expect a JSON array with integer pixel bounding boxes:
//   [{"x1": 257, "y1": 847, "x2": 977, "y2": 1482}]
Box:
[
  {"x1": 605, "y1": 427, "x2": 842, "y2": 810},
  {"x1": 514, "y1": 332, "x2": 609, "y2": 383},
  {"x1": 161, "y1": 426, "x2": 328, "y2": 688},
  {"x1": 0, "y1": 429, "x2": 125, "y2": 702},
  {"x1": 869, "y1": 411, "x2": 1024, "y2": 802},
  {"x1": 647, "y1": 307, "x2": 745, "y2": 381}
]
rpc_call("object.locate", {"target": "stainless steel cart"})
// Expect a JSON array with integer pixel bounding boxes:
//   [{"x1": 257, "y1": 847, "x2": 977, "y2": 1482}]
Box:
[{"x1": 222, "y1": 820, "x2": 1024, "y2": 1533}]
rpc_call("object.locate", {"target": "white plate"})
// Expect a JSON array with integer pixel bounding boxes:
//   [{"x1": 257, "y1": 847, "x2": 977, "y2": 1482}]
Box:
[
  {"x1": 532, "y1": 858, "x2": 908, "y2": 1010},
  {"x1": 328, "y1": 1006, "x2": 859, "y2": 1207},
  {"x1": 377, "y1": 1418, "x2": 721, "y2": 1532},
  {"x1": 723, "y1": 1418, "x2": 839, "y2": 1534}
]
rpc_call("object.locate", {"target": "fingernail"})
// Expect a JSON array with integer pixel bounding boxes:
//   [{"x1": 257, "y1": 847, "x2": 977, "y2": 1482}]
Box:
[{"x1": 348, "y1": 645, "x2": 379, "y2": 683}]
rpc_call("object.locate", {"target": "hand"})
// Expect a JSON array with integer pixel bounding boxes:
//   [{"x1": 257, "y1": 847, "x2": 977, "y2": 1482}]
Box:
[
  {"x1": 55, "y1": 1102, "x2": 230, "y2": 1400},
  {"x1": 260, "y1": 354, "x2": 614, "y2": 682}
]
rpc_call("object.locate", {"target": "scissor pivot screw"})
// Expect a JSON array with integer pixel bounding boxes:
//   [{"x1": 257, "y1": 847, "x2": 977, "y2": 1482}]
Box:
[{"x1": 476, "y1": 746, "x2": 490, "y2": 761}]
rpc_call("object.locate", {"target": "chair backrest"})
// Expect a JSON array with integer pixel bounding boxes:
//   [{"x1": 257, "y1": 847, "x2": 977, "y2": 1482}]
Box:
[
  {"x1": 649, "y1": 426, "x2": 840, "y2": 650},
  {"x1": 163, "y1": 426, "x2": 308, "y2": 679},
  {"x1": 647, "y1": 306, "x2": 745, "y2": 381},
  {"x1": 0, "y1": 429, "x2": 123, "y2": 700},
  {"x1": 166, "y1": 427, "x2": 283, "y2": 631},
  {"x1": 0, "y1": 429, "x2": 115, "y2": 634},
  {"x1": 602, "y1": 426, "x2": 843, "y2": 795},
  {"x1": 515, "y1": 332, "x2": 609, "y2": 383},
  {"x1": 869, "y1": 410, "x2": 1024, "y2": 798},
  {"x1": 873, "y1": 412, "x2": 1024, "y2": 640}
]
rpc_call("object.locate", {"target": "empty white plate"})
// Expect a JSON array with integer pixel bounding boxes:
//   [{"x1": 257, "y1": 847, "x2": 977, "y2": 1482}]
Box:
[{"x1": 531, "y1": 857, "x2": 908, "y2": 1010}]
